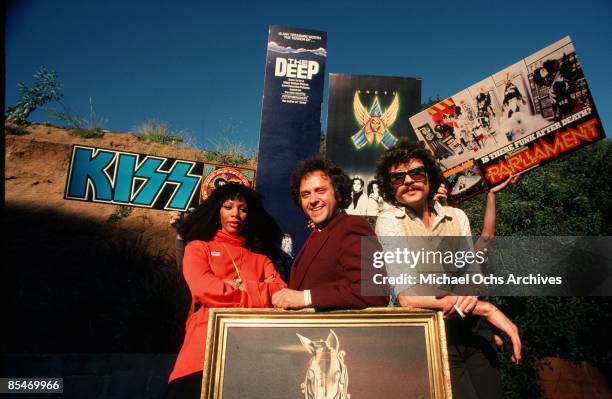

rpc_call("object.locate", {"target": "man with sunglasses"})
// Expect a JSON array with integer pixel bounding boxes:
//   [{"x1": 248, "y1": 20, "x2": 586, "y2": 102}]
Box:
[{"x1": 374, "y1": 138, "x2": 521, "y2": 399}]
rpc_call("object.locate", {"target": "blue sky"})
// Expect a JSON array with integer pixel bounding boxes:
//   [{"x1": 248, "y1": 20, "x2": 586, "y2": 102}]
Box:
[{"x1": 6, "y1": 0, "x2": 612, "y2": 152}]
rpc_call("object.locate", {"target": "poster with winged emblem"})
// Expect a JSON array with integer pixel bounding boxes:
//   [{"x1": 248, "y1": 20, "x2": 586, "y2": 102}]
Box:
[{"x1": 326, "y1": 74, "x2": 421, "y2": 216}]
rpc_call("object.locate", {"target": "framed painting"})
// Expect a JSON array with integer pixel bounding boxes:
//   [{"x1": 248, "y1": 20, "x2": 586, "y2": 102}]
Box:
[{"x1": 202, "y1": 307, "x2": 451, "y2": 399}]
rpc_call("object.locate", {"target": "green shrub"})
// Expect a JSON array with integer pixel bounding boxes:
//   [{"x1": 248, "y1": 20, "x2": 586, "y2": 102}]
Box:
[
  {"x1": 491, "y1": 296, "x2": 612, "y2": 399},
  {"x1": 462, "y1": 140, "x2": 611, "y2": 397},
  {"x1": 463, "y1": 139, "x2": 611, "y2": 236},
  {"x1": 135, "y1": 120, "x2": 176, "y2": 144},
  {"x1": 6, "y1": 67, "x2": 63, "y2": 125},
  {"x1": 107, "y1": 205, "x2": 133, "y2": 223},
  {"x1": 134, "y1": 119, "x2": 198, "y2": 149},
  {"x1": 199, "y1": 135, "x2": 255, "y2": 167},
  {"x1": 50, "y1": 97, "x2": 108, "y2": 138},
  {"x1": 199, "y1": 120, "x2": 256, "y2": 166},
  {"x1": 72, "y1": 127, "x2": 105, "y2": 139},
  {"x1": 198, "y1": 149, "x2": 252, "y2": 167},
  {"x1": 5, "y1": 123, "x2": 28, "y2": 136}
]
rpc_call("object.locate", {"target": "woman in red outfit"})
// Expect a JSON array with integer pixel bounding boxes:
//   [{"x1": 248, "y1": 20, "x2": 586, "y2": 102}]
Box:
[{"x1": 164, "y1": 183, "x2": 287, "y2": 399}]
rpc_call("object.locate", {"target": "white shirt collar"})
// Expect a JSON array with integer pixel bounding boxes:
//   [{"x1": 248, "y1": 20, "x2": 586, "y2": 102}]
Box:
[{"x1": 392, "y1": 201, "x2": 453, "y2": 230}]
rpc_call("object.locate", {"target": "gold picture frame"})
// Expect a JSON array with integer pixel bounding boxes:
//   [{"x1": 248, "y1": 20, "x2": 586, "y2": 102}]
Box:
[{"x1": 202, "y1": 307, "x2": 452, "y2": 399}]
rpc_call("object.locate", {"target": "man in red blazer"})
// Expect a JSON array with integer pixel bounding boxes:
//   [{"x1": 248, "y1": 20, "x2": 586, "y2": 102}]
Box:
[{"x1": 272, "y1": 157, "x2": 388, "y2": 309}]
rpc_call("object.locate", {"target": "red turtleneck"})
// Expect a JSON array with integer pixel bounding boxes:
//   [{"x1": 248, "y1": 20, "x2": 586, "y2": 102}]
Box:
[{"x1": 168, "y1": 230, "x2": 287, "y2": 382}]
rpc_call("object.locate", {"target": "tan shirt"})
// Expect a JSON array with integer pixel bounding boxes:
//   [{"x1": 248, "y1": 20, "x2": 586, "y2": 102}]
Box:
[
  {"x1": 375, "y1": 201, "x2": 471, "y2": 237},
  {"x1": 375, "y1": 202, "x2": 474, "y2": 296}
]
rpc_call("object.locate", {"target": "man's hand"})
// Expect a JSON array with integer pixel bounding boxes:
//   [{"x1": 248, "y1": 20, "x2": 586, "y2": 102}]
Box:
[
  {"x1": 485, "y1": 304, "x2": 522, "y2": 363},
  {"x1": 433, "y1": 183, "x2": 449, "y2": 203},
  {"x1": 272, "y1": 288, "x2": 306, "y2": 309},
  {"x1": 489, "y1": 173, "x2": 520, "y2": 195},
  {"x1": 397, "y1": 295, "x2": 478, "y2": 318},
  {"x1": 451, "y1": 295, "x2": 478, "y2": 317},
  {"x1": 438, "y1": 295, "x2": 478, "y2": 317}
]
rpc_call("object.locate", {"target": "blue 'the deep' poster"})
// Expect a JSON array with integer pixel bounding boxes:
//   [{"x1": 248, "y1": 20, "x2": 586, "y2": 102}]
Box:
[{"x1": 256, "y1": 26, "x2": 327, "y2": 251}]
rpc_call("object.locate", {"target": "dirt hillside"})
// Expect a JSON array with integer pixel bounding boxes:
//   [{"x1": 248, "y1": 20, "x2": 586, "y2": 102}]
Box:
[{"x1": 5, "y1": 124, "x2": 220, "y2": 258}]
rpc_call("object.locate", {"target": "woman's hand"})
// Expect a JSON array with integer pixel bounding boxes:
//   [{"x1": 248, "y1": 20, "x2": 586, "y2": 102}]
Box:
[
  {"x1": 224, "y1": 279, "x2": 244, "y2": 291},
  {"x1": 169, "y1": 211, "x2": 182, "y2": 227},
  {"x1": 169, "y1": 211, "x2": 184, "y2": 240}
]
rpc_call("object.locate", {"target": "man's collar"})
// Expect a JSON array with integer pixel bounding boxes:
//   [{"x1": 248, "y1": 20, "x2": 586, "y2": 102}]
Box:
[
  {"x1": 314, "y1": 209, "x2": 345, "y2": 231},
  {"x1": 393, "y1": 201, "x2": 453, "y2": 221}
]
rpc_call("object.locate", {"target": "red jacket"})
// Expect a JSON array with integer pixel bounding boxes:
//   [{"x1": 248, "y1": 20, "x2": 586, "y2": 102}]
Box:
[
  {"x1": 169, "y1": 230, "x2": 286, "y2": 381},
  {"x1": 290, "y1": 211, "x2": 388, "y2": 309}
]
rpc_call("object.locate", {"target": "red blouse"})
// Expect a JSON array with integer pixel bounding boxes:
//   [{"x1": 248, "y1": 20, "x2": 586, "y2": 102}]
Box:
[{"x1": 168, "y1": 230, "x2": 287, "y2": 381}]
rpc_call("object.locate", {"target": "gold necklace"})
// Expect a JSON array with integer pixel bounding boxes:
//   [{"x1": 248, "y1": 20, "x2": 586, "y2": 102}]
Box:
[{"x1": 222, "y1": 243, "x2": 243, "y2": 287}]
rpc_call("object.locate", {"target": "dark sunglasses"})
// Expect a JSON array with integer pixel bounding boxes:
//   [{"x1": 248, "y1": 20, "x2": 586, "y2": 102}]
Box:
[{"x1": 390, "y1": 167, "x2": 428, "y2": 185}]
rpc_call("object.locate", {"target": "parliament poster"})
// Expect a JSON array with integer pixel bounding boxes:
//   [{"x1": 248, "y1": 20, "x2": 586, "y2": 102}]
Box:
[{"x1": 409, "y1": 36, "x2": 606, "y2": 204}]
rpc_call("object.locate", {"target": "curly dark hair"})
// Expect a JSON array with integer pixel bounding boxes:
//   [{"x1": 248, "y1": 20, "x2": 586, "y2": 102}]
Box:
[
  {"x1": 177, "y1": 183, "x2": 282, "y2": 258},
  {"x1": 375, "y1": 138, "x2": 442, "y2": 204},
  {"x1": 290, "y1": 156, "x2": 351, "y2": 209},
  {"x1": 366, "y1": 180, "x2": 379, "y2": 196}
]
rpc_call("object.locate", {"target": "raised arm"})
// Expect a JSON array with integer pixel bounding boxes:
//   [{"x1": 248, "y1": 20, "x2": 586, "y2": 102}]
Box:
[{"x1": 475, "y1": 174, "x2": 520, "y2": 252}]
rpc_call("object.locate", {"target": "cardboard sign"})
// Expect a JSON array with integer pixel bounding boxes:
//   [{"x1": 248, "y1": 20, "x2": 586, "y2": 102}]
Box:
[
  {"x1": 256, "y1": 26, "x2": 327, "y2": 247},
  {"x1": 64, "y1": 145, "x2": 255, "y2": 211},
  {"x1": 409, "y1": 36, "x2": 605, "y2": 204},
  {"x1": 326, "y1": 74, "x2": 421, "y2": 216}
]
